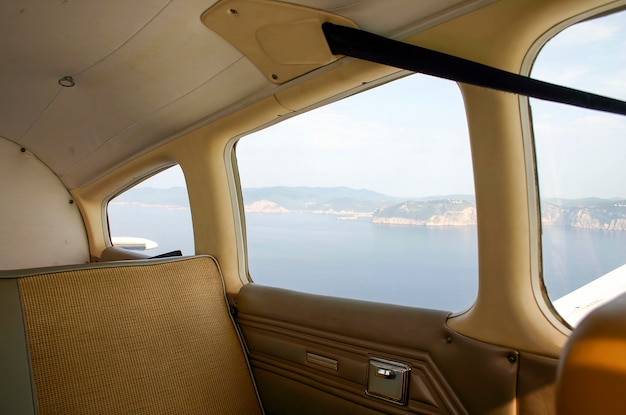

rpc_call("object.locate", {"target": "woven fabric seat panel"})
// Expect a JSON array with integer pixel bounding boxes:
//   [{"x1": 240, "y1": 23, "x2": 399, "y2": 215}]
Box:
[{"x1": 19, "y1": 257, "x2": 262, "y2": 415}]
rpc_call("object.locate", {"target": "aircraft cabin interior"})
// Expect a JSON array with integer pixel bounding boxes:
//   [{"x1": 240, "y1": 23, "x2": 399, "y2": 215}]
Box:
[{"x1": 1, "y1": 0, "x2": 626, "y2": 414}]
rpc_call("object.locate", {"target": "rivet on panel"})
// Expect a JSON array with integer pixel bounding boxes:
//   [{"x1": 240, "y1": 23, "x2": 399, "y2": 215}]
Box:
[
  {"x1": 58, "y1": 76, "x2": 75, "y2": 87},
  {"x1": 228, "y1": 8, "x2": 238, "y2": 15},
  {"x1": 20, "y1": 147, "x2": 26, "y2": 153},
  {"x1": 508, "y1": 354, "x2": 517, "y2": 364},
  {"x1": 446, "y1": 336, "x2": 452, "y2": 344},
  {"x1": 271, "y1": 74, "x2": 278, "y2": 80}
]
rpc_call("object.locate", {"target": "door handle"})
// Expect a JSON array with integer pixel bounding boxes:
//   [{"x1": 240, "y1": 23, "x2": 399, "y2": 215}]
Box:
[
  {"x1": 376, "y1": 368, "x2": 396, "y2": 379},
  {"x1": 367, "y1": 358, "x2": 410, "y2": 404}
]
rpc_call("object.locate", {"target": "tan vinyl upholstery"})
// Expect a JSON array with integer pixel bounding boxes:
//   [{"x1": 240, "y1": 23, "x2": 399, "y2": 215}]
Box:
[
  {"x1": 555, "y1": 292, "x2": 626, "y2": 414},
  {"x1": 0, "y1": 256, "x2": 263, "y2": 415}
]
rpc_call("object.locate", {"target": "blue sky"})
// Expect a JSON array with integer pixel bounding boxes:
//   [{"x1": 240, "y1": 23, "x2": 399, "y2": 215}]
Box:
[
  {"x1": 237, "y1": 73, "x2": 472, "y2": 198},
  {"x1": 147, "y1": 10, "x2": 626, "y2": 200},
  {"x1": 531, "y1": 10, "x2": 626, "y2": 199}
]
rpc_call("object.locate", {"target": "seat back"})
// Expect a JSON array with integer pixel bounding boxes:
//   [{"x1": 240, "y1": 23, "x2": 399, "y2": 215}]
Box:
[
  {"x1": 1, "y1": 256, "x2": 262, "y2": 414},
  {"x1": 556, "y1": 292, "x2": 626, "y2": 414}
]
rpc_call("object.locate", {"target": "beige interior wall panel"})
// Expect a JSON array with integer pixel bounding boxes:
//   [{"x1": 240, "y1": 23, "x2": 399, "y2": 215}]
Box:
[{"x1": 0, "y1": 137, "x2": 89, "y2": 269}]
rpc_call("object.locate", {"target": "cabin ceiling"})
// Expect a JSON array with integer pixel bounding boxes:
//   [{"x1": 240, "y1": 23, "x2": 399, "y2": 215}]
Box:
[{"x1": 0, "y1": 0, "x2": 495, "y2": 188}]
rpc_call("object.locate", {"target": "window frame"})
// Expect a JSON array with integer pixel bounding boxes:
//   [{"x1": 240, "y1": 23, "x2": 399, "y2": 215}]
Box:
[
  {"x1": 104, "y1": 163, "x2": 193, "y2": 256},
  {"x1": 229, "y1": 71, "x2": 480, "y2": 311},
  {"x1": 520, "y1": 4, "x2": 626, "y2": 332}
]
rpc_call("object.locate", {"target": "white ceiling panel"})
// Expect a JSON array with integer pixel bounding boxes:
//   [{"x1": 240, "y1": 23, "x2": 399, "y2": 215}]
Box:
[
  {"x1": 1, "y1": 0, "x2": 497, "y2": 187},
  {"x1": 20, "y1": 2, "x2": 249, "y2": 176},
  {"x1": 0, "y1": 0, "x2": 174, "y2": 138},
  {"x1": 60, "y1": 58, "x2": 272, "y2": 187}
]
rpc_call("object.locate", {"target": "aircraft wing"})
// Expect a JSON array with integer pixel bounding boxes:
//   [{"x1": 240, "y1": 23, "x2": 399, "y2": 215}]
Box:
[{"x1": 553, "y1": 264, "x2": 626, "y2": 326}]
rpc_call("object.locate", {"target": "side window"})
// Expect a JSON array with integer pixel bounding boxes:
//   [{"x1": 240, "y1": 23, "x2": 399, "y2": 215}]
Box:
[
  {"x1": 107, "y1": 165, "x2": 195, "y2": 256},
  {"x1": 531, "y1": 10, "x2": 626, "y2": 326},
  {"x1": 236, "y1": 74, "x2": 477, "y2": 311}
]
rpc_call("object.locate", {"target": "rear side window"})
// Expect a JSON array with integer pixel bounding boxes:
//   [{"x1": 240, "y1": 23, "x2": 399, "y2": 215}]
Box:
[
  {"x1": 530, "y1": 10, "x2": 626, "y2": 326},
  {"x1": 107, "y1": 165, "x2": 195, "y2": 256},
  {"x1": 236, "y1": 73, "x2": 477, "y2": 311}
]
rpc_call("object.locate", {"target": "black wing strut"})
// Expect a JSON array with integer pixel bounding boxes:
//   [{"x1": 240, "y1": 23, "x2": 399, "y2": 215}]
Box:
[{"x1": 322, "y1": 22, "x2": 626, "y2": 116}]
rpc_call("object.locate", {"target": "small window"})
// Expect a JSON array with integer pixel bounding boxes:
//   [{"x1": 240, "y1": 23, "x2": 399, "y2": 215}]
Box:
[
  {"x1": 107, "y1": 165, "x2": 195, "y2": 256},
  {"x1": 236, "y1": 74, "x2": 477, "y2": 311},
  {"x1": 531, "y1": 10, "x2": 626, "y2": 326}
]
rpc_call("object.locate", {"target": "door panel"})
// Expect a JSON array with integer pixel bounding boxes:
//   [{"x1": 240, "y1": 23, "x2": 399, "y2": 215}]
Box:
[
  {"x1": 234, "y1": 284, "x2": 546, "y2": 414},
  {"x1": 517, "y1": 353, "x2": 559, "y2": 415}
]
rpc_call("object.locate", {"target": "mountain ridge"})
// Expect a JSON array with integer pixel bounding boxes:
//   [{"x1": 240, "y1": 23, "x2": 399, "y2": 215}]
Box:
[{"x1": 113, "y1": 186, "x2": 626, "y2": 230}]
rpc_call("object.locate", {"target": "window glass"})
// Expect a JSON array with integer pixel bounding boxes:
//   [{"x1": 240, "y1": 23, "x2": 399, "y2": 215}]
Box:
[
  {"x1": 236, "y1": 74, "x2": 477, "y2": 311},
  {"x1": 531, "y1": 10, "x2": 626, "y2": 326},
  {"x1": 107, "y1": 165, "x2": 195, "y2": 256}
]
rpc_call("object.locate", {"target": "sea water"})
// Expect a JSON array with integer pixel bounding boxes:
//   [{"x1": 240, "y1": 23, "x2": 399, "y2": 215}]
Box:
[
  {"x1": 109, "y1": 205, "x2": 626, "y2": 312},
  {"x1": 246, "y1": 213, "x2": 478, "y2": 311}
]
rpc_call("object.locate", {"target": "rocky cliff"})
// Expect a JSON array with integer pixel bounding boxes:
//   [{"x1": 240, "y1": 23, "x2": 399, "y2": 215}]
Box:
[
  {"x1": 371, "y1": 200, "x2": 476, "y2": 226},
  {"x1": 542, "y1": 201, "x2": 626, "y2": 231},
  {"x1": 242, "y1": 187, "x2": 626, "y2": 230}
]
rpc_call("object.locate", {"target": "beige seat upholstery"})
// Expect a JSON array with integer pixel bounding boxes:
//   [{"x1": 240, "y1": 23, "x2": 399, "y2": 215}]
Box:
[
  {"x1": 555, "y1": 292, "x2": 626, "y2": 414},
  {"x1": 0, "y1": 256, "x2": 263, "y2": 415}
]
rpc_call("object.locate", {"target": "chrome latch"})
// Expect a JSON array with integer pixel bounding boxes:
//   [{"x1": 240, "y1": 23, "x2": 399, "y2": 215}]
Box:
[
  {"x1": 376, "y1": 367, "x2": 395, "y2": 379},
  {"x1": 366, "y1": 358, "x2": 410, "y2": 405}
]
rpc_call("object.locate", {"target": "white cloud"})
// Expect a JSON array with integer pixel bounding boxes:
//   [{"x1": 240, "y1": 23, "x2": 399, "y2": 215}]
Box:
[
  {"x1": 532, "y1": 99, "x2": 626, "y2": 199},
  {"x1": 532, "y1": 66, "x2": 590, "y2": 86},
  {"x1": 601, "y1": 69, "x2": 626, "y2": 100},
  {"x1": 550, "y1": 20, "x2": 619, "y2": 47}
]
